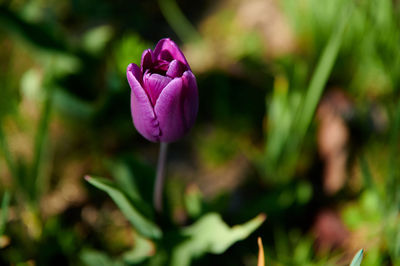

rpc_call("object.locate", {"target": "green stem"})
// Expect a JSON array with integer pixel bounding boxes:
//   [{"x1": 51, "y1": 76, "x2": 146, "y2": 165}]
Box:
[{"x1": 153, "y1": 142, "x2": 168, "y2": 213}]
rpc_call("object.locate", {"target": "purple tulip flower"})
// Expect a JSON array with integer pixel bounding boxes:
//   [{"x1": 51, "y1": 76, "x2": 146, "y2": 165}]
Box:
[{"x1": 127, "y1": 38, "x2": 198, "y2": 143}]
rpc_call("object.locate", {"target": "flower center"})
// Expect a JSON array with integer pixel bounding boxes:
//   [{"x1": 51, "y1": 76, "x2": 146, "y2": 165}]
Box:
[
  {"x1": 143, "y1": 72, "x2": 172, "y2": 106},
  {"x1": 141, "y1": 50, "x2": 188, "y2": 106}
]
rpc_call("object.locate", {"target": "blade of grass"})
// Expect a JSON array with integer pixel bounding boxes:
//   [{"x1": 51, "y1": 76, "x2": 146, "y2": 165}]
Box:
[
  {"x1": 0, "y1": 125, "x2": 17, "y2": 179},
  {"x1": 31, "y1": 92, "x2": 52, "y2": 200},
  {"x1": 359, "y1": 155, "x2": 374, "y2": 189},
  {"x1": 386, "y1": 99, "x2": 400, "y2": 209},
  {"x1": 158, "y1": 0, "x2": 202, "y2": 43},
  {"x1": 265, "y1": 4, "x2": 353, "y2": 181},
  {"x1": 296, "y1": 4, "x2": 353, "y2": 141},
  {"x1": 349, "y1": 249, "x2": 364, "y2": 266},
  {"x1": 0, "y1": 191, "x2": 10, "y2": 235}
]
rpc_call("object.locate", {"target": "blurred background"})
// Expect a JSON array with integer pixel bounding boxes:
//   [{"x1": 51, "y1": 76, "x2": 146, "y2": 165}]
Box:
[{"x1": 0, "y1": 0, "x2": 400, "y2": 265}]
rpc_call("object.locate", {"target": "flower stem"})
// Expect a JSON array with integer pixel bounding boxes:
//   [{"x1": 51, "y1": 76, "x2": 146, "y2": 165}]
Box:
[{"x1": 154, "y1": 142, "x2": 168, "y2": 213}]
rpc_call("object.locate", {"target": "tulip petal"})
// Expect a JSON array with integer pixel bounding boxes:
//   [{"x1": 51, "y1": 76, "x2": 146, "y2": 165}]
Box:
[
  {"x1": 141, "y1": 49, "x2": 153, "y2": 72},
  {"x1": 127, "y1": 63, "x2": 143, "y2": 84},
  {"x1": 143, "y1": 73, "x2": 172, "y2": 106},
  {"x1": 166, "y1": 59, "x2": 186, "y2": 78},
  {"x1": 127, "y1": 63, "x2": 160, "y2": 142},
  {"x1": 154, "y1": 78, "x2": 186, "y2": 142},
  {"x1": 153, "y1": 38, "x2": 190, "y2": 69},
  {"x1": 182, "y1": 71, "x2": 199, "y2": 130}
]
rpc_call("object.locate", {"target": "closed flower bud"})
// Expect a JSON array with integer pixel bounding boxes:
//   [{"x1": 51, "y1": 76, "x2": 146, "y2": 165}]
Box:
[{"x1": 127, "y1": 38, "x2": 199, "y2": 143}]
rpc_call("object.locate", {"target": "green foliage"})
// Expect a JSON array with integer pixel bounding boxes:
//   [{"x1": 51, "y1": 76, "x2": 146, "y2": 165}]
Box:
[
  {"x1": 158, "y1": 0, "x2": 201, "y2": 43},
  {"x1": 171, "y1": 213, "x2": 265, "y2": 266},
  {"x1": 85, "y1": 176, "x2": 162, "y2": 239},
  {"x1": 264, "y1": 1, "x2": 351, "y2": 181},
  {"x1": 81, "y1": 249, "x2": 125, "y2": 266},
  {"x1": 296, "y1": 7, "x2": 349, "y2": 140},
  {"x1": 86, "y1": 173, "x2": 265, "y2": 265},
  {"x1": 82, "y1": 25, "x2": 114, "y2": 56},
  {"x1": 267, "y1": 229, "x2": 334, "y2": 266},
  {"x1": 122, "y1": 232, "x2": 155, "y2": 264},
  {"x1": 81, "y1": 231, "x2": 155, "y2": 266},
  {"x1": 184, "y1": 185, "x2": 203, "y2": 219}
]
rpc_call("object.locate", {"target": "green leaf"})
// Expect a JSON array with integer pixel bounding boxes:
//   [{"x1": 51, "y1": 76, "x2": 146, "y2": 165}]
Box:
[
  {"x1": 123, "y1": 232, "x2": 155, "y2": 264},
  {"x1": 82, "y1": 25, "x2": 114, "y2": 55},
  {"x1": 85, "y1": 176, "x2": 162, "y2": 239},
  {"x1": 106, "y1": 160, "x2": 144, "y2": 205},
  {"x1": 81, "y1": 249, "x2": 125, "y2": 266},
  {"x1": 184, "y1": 184, "x2": 203, "y2": 218},
  {"x1": 350, "y1": 249, "x2": 364, "y2": 266},
  {"x1": 105, "y1": 160, "x2": 153, "y2": 218},
  {"x1": 171, "y1": 212, "x2": 266, "y2": 266}
]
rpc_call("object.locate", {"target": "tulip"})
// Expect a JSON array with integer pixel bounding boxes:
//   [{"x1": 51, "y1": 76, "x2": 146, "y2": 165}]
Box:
[
  {"x1": 127, "y1": 38, "x2": 198, "y2": 212},
  {"x1": 127, "y1": 38, "x2": 198, "y2": 143}
]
